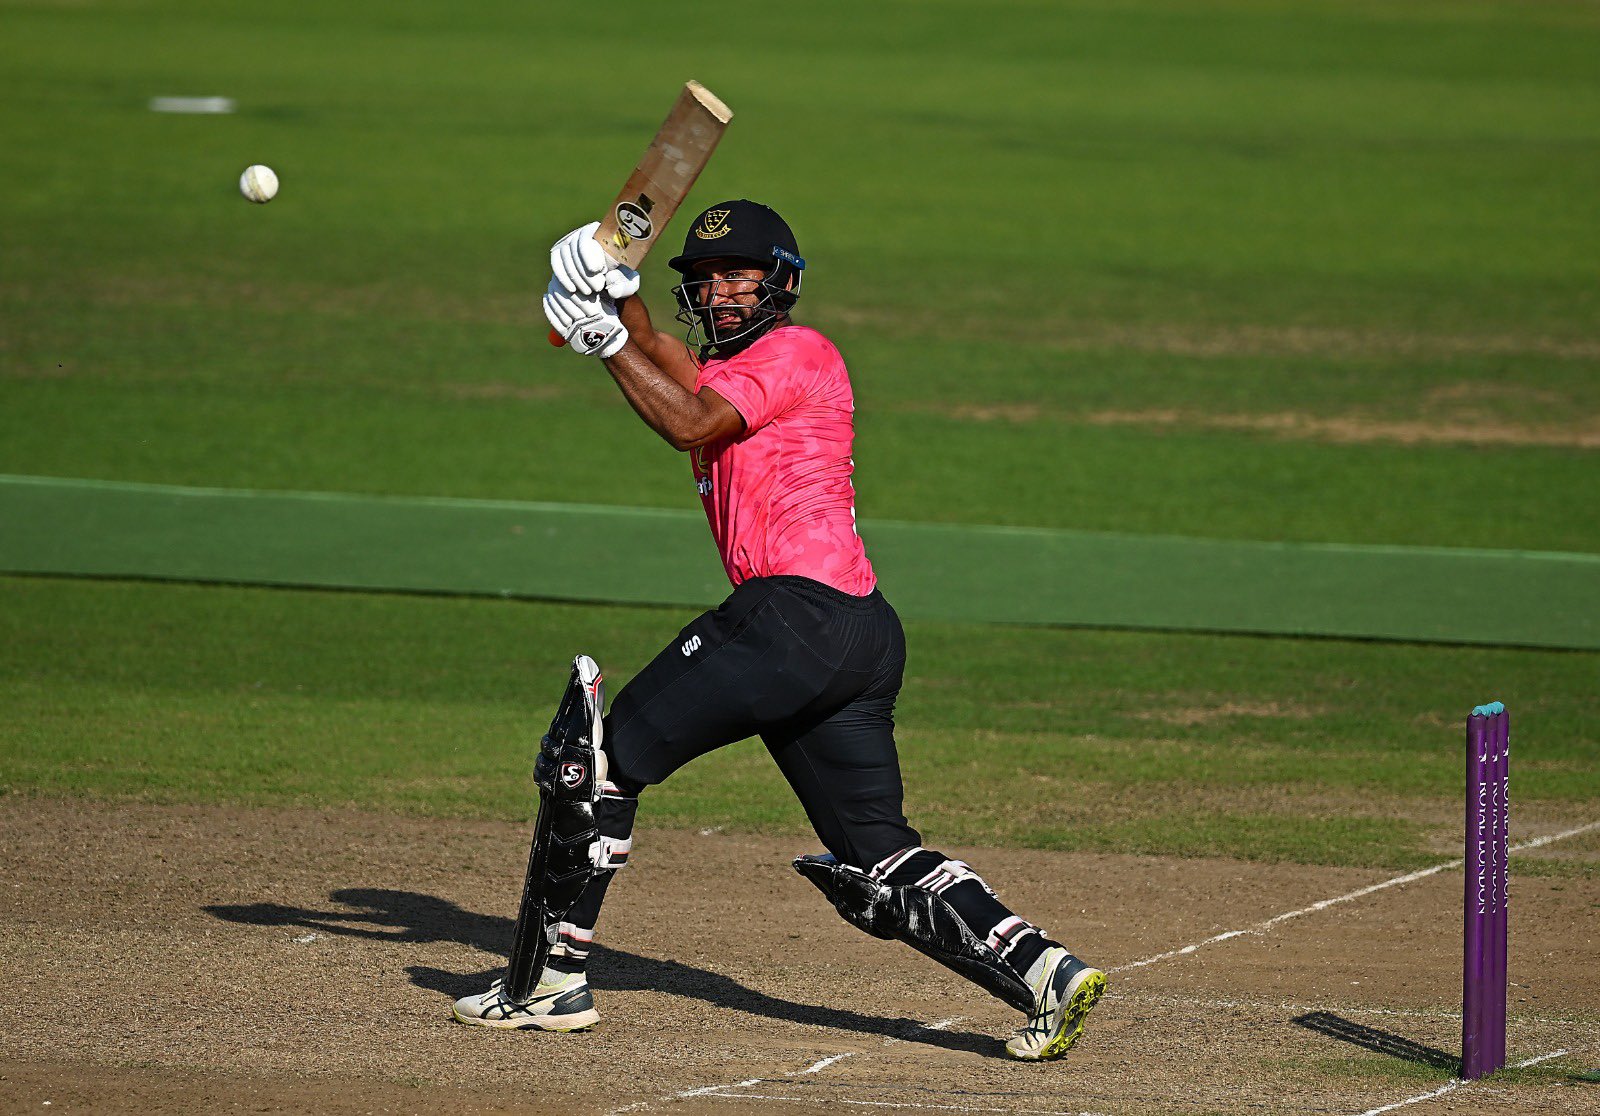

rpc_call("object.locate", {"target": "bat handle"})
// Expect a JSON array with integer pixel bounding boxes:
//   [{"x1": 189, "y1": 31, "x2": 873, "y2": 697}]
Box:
[{"x1": 548, "y1": 329, "x2": 567, "y2": 348}]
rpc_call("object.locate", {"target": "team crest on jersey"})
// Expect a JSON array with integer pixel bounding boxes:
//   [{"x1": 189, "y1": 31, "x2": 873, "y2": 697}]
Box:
[
  {"x1": 695, "y1": 208, "x2": 732, "y2": 240},
  {"x1": 692, "y1": 446, "x2": 713, "y2": 496}
]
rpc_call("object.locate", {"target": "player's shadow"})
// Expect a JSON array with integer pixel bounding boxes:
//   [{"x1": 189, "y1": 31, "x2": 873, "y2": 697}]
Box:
[
  {"x1": 1292, "y1": 1011, "x2": 1460, "y2": 1072},
  {"x1": 206, "y1": 888, "x2": 1001, "y2": 1057}
]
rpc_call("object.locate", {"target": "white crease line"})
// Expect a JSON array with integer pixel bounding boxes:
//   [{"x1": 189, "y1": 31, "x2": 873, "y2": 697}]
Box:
[
  {"x1": 1512, "y1": 818, "x2": 1600, "y2": 851},
  {"x1": 1352, "y1": 1049, "x2": 1569, "y2": 1116},
  {"x1": 1112, "y1": 820, "x2": 1600, "y2": 974},
  {"x1": 1110, "y1": 989, "x2": 1598, "y2": 1028},
  {"x1": 882, "y1": 1015, "x2": 965, "y2": 1045},
  {"x1": 606, "y1": 1080, "x2": 763, "y2": 1115},
  {"x1": 679, "y1": 1079, "x2": 763, "y2": 1098},
  {"x1": 1352, "y1": 1079, "x2": 1459, "y2": 1116},
  {"x1": 698, "y1": 1093, "x2": 1107, "y2": 1116},
  {"x1": 1512, "y1": 1049, "x2": 1571, "y2": 1068},
  {"x1": 606, "y1": 1016, "x2": 966, "y2": 1115},
  {"x1": 801, "y1": 1053, "x2": 854, "y2": 1074}
]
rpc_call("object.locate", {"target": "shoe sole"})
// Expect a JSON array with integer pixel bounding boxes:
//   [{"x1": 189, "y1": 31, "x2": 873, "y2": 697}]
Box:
[
  {"x1": 1009, "y1": 967, "x2": 1106, "y2": 1062},
  {"x1": 452, "y1": 1006, "x2": 601, "y2": 1032}
]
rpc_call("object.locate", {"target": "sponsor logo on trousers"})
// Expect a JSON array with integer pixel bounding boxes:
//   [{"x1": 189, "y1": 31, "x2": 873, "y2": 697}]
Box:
[{"x1": 681, "y1": 635, "x2": 703, "y2": 657}]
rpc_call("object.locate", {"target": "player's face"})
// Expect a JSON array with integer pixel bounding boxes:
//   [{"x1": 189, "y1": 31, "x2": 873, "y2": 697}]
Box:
[{"x1": 690, "y1": 259, "x2": 766, "y2": 332}]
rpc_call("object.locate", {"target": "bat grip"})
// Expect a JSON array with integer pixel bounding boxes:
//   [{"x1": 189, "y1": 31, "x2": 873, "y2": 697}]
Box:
[{"x1": 548, "y1": 329, "x2": 567, "y2": 348}]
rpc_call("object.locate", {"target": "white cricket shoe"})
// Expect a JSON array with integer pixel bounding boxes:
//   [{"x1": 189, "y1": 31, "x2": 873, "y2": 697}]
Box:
[
  {"x1": 451, "y1": 970, "x2": 600, "y2": 1032},
  {"x1": 1004, "y1": 947, "x2": 1106, "y2": 1061}
]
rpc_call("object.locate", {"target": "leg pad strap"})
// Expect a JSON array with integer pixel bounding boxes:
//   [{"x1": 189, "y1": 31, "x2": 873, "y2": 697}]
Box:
[{"x1": 793, "y1": 853, "x2": 1034, "y2": 1012}]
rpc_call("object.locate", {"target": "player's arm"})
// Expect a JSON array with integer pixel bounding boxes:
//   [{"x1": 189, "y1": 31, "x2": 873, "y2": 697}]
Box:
[
  {"x1": 602, "y1": 339, "x2": 743, "y2": 451},
  {"x1": 543, "y1": 283, "x2": 741, "y2": 450},
  {"x1": 614, "y1": 294, "x2": 700, "y2": 391}
]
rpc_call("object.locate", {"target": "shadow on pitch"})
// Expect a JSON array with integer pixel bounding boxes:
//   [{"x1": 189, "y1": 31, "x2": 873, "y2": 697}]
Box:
[
  {"x1": 1292, "y1": 1011, "x2": 1460, "y2": 1072},
  {"x1": 207, "y1": 887, "x2": 1001, "y2": 1056}
]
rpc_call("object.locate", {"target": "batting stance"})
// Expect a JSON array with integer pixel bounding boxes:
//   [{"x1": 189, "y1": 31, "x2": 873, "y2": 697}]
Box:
[{"x1": 453, "y1": 200, "x2": 1106, "y2": 1060}]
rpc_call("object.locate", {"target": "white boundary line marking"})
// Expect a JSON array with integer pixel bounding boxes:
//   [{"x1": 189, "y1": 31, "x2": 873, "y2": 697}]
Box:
[
  {"x1": 1352, "y1": 1049, "x2": 1569, "y2": 1116},
  {"x1": 1112, "y1": 819, "x2": 1600, "y2": 974}
]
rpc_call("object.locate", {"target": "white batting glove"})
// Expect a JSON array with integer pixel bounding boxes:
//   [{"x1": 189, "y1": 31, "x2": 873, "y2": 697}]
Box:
[
  {"x1": 543, "y1": 279, "x2": 629, "y2": 358},
  {"x1": 603, "y1": 264, "x2": 641, "y2": 301},
  {"x1": 550, "y1": 222, "x2": 640, "y2": 301}
]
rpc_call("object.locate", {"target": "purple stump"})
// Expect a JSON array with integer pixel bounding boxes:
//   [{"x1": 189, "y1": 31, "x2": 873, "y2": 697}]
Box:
[
  {"x1": 1489, "y1": 709, "x2": 1510, "y2": 1072},
  {"x1": 1463, "y1": 703, "x2": 1509, "y2": 1080}
]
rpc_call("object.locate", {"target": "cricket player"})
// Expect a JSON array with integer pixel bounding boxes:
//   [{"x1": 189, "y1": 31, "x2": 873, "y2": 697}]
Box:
[{"x1": 453, "y1": 200, "x2": 1105, "y2": 1061}]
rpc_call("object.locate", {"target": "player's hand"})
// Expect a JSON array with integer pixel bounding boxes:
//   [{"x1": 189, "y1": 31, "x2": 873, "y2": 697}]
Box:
[
  {"x1": 542, "y1": 279, "x2": 629, "y2": 358},
  {"x1": 550, "y1": 222, "x2": 608, "y2": 295},
  {"x1": 604, "y1": 264, "x2": 641, "y2": 301},
  {"x1": 551, "y1": 222, "x2": 640, "y2": 302}
]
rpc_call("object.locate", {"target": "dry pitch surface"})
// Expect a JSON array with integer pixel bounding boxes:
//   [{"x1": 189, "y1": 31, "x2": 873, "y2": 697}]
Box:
[{"x1": 1, "y1": 797, "x2": 1595, "y2": 1116}]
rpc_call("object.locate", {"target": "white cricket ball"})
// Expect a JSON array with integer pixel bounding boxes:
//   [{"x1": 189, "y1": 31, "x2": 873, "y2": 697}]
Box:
[{"x1": 239, "y1": 164, "x2": 279, "y2": 203}]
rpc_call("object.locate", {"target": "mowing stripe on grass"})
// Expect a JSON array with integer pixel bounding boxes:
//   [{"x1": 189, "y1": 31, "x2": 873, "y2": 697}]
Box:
[{"x1": 3, "y1": 474, "x2": 1597, "y2": 648}]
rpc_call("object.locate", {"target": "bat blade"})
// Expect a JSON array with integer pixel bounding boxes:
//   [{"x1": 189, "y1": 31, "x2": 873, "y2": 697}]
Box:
[
  {"x1": 550, "y1": 81, "x2": 732, "y2": 348},
  {"x1": 596, "y1": 80, "x2": 732, "y2": 269}
]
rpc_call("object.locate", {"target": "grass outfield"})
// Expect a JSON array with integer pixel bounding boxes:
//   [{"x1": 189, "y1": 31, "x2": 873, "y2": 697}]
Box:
[
  {"x1": 3, "y1": 576, "x2": 1595, "y2": 871},
  {"x1": 1, "y1": 1, "x2": 1595, "y2": 874},
  {"x1": 2, "y1": 0, "x2": 1597, "y2": 548}
]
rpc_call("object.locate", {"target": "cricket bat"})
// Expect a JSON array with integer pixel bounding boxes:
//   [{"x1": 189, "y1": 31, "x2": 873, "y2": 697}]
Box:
[{"x1": 548, "y1": 80, "x2": 733, "y2": 346}]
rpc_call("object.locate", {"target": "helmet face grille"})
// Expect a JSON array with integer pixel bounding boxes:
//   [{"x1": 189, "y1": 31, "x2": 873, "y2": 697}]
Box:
[
  {"x1": 672, "y1": 274, "x2": 798, "y2": 356},
  {"x1": 667, "y1": 200, "x2": 804, "y2": 358}
]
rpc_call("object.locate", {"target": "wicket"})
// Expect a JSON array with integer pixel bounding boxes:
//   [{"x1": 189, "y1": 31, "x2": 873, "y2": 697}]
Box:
[{"x1": 1462, "y1": 701, "x2": 1510, "y2": 1080}]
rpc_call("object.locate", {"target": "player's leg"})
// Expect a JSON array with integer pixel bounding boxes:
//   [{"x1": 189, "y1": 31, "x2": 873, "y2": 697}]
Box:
[
  {"x1": 774, "y1": 604, "x2": 1105, "y2": 1060},
  {"x1": 812, "y1": 845, "x2": 1108, "y2": 1062},
  {"x1": 783, "y1": 710, "x2": 1107, "y2": 1059},
  {"x1": 475, "y1": 578, "x2": 856, "y2": 1019},
  {"x1": 454, "y1": 656, "x2": 611, "y2": 1030},
  {"x1": 452, "y1": 774, "x2": 634, "y2": 1032},
  {"x1": 770, "y1": 700, "x2": 1069, "y2": 995}
]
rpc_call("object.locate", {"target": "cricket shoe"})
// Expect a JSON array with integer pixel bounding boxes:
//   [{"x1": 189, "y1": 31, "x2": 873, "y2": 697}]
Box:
[
  {"x1": 1004, "y1": 947, "x2": 1106, "y2": 1062},
  {"x1": 451, "y1": 971, "x2": 599, "y2": 1032}
]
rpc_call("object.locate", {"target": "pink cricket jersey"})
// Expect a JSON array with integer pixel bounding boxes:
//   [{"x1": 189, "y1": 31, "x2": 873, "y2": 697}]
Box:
[{"x1": 691, "y1": 325, "x2": 876, "y2": 596}]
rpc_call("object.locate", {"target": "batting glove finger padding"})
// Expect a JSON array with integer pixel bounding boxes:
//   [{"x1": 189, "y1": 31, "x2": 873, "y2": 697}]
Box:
[
  {"x1": 603, "y1": 264, "x2": 641, "y2": 301},
  {"x1": 550, "y1": 221, "x2": 610, "y2": 297},
  {"x1": 543, "y1": 279, "x2": 629, "y2": 359}
]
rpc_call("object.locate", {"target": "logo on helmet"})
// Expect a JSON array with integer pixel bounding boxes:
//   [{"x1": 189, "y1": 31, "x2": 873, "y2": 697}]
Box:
[{"x1": 695, "y1": 208, "x2": 732, "y2": 240}]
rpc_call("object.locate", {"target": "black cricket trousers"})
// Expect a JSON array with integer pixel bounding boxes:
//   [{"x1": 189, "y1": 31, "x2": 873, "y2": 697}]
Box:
[
  {"x1": 562, "y1": 573, "x2": 1057, "y2": 987},
  {"x1": 602, "y1": 573, "x2": 920, "y2": 869}
]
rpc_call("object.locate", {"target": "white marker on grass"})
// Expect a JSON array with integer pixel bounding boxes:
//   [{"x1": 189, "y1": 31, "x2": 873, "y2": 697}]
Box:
[{"x1": 150, "y1": 96, "x2": 236, "y2": 114}]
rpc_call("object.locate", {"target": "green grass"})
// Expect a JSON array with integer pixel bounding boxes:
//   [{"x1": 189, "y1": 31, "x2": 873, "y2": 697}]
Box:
[
  {"x1": 0, "y1": 1, "x2": 1596, "y2": 865},
  {"x1": 3, "y1": 576, "x2": 1594, "y2": 868},
  {"x1": 2, "y1": 0, "x2": 1597, "y2": 549}
]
